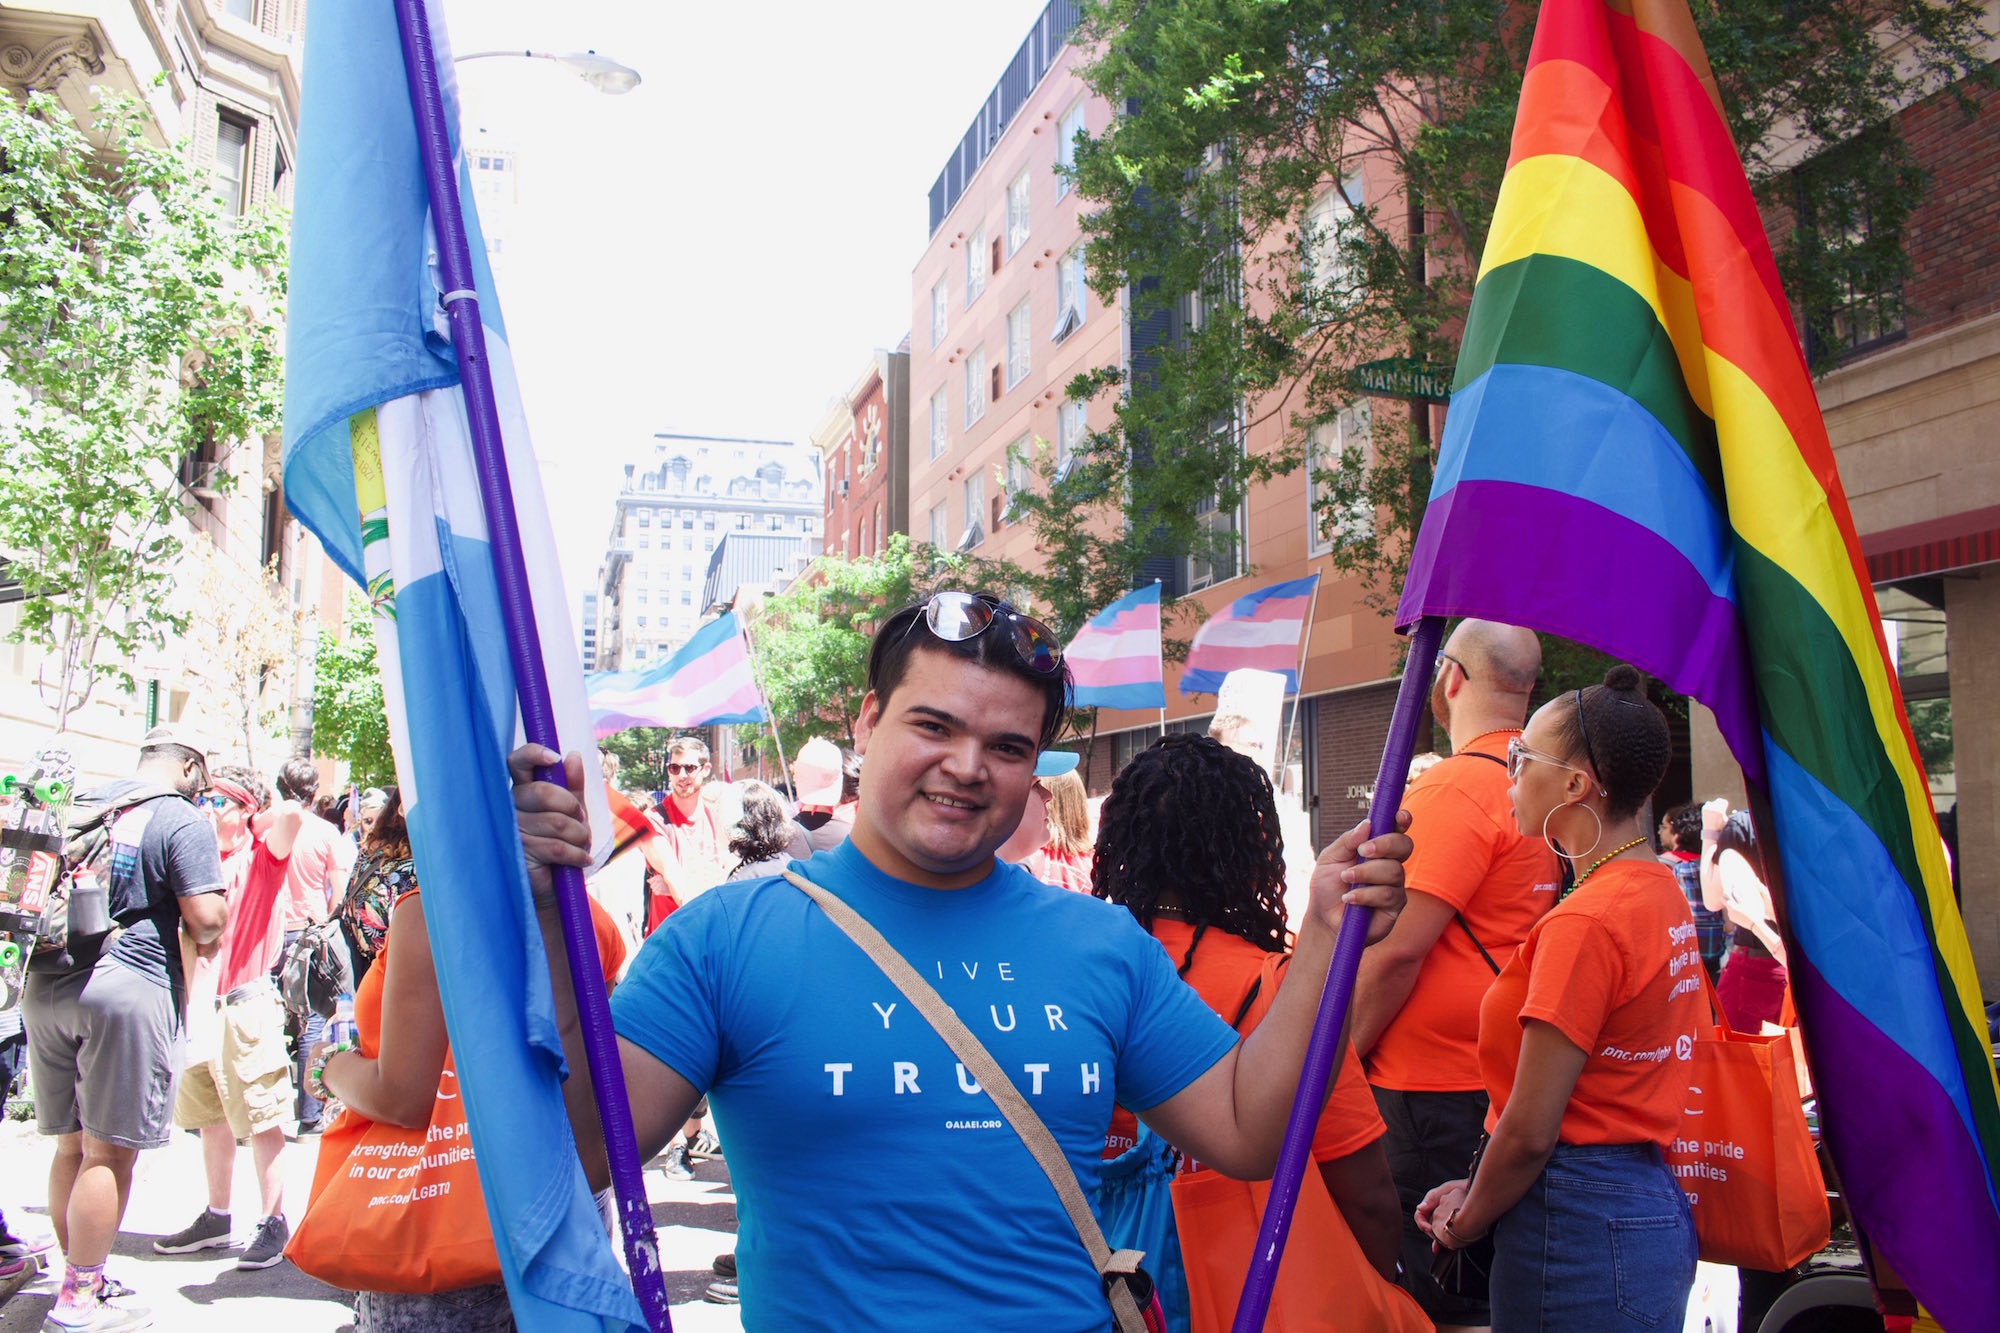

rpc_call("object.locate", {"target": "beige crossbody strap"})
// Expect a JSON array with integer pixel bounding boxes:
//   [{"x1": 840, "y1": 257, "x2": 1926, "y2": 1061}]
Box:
[{"x1": 783, "y1": 872, "x2": 1149, "y2": 1333}]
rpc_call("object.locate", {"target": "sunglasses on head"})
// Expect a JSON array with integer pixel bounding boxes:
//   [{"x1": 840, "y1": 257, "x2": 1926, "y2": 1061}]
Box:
[
  {"x1": 906, "y1": 591, "x2": 1062, "y2": 676},
  {"x1": 666, "y1": 762, "x2": 704, "y2": 776}
]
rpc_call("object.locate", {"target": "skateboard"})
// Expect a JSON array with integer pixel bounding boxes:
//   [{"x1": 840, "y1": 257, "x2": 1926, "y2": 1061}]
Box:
[{"x1": 0, "y1": 750, "x2": 74, "y2": 1012}]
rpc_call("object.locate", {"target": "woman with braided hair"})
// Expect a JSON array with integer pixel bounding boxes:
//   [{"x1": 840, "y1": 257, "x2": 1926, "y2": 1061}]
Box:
[
  {"x1": 1418, "y1": 664, "x2": 1701, "y2": 1329},
  {"x1": 1094, "y1": 733, "x2": 1402, "y2": 1280}
]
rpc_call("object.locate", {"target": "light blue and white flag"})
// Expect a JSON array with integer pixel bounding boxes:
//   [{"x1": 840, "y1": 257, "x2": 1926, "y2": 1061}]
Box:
[{"x1": 281, "y1": 5, "x2": 637, "y2": 1328}]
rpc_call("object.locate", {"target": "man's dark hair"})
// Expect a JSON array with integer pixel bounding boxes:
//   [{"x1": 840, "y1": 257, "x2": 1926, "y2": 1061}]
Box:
[
  {"x1": 729, "y1": 783, "x2": 793, "y2": 864},
  {"x1": 1546, "y1": 664, "x2": 1671, "y2": 819},
  {"x1": 215, "y1": 764, "x2": 270, "y2": 812},
  {"x1": 139, "y1": 742, "x2": 204, "y2": 773},
  {"x1": 840, "y1": 747, "x2": 862, "y2": 804},
  {"x1": 275, "y1": 756, "x2": 319, "y2": 803},
  {"x1": 866, "y1": 595, "x2": 1071, "y2": 749},
  {"x1": 1666, "y1": 804, "x2": 1703, "y2": 854},
  {"x1": 1094, "y1": 734, "x2": 1289, "y2": 973}
]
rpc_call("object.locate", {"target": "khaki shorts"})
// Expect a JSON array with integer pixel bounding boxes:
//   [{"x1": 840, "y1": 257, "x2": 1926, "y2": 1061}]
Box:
[{"x1": 174, "y1": 988, "x2": 293, "y2": 1138}]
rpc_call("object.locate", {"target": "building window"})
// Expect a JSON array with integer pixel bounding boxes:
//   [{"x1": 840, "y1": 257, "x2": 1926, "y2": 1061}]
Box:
[
  {"x1": 768, "y1": 514, "x2": 782, "y2": 531},
  {"x1": 1302, "y1": 174, "x2": 1363, "y2": 321},
  {"x1": 636, "y1": 615, "x2": 648, "y2": 628},
  {"x1": 965, "y1": 225, "x2": 987, "y2": 305},
  {"x1": 636, "y1": 592, "x2": 648, "y2": 605},
  {"x1": 681, "y1": 590, "x2": 691, "y2": 606},
  {"x1": 1056, "y1": 400, "x2": 1086, "y2": 475},
  {"x1": 637, "y1": 537, "x2": 649, "y2": 549},
  {"x1": 637, "y1": 510, "x2": 650, "y2": 527},
  {"x1": 1056, "y1": 101, "x2": 1086, "y2": 198},
  {"x1": 964, "y1": 348, "x2": 986, "y2": 428},
  {"x1": 1798, "y1": 133, "x2": 1908, "y2": 362},
  {"x1": 960, "y1": 472, "x2": 985, "y2": 550},
  {"x1": 223, "y1": 0, "x2": 257, "y2": 21},
  {"x1": 1053, "y1": 247, "x2": 1086, "y2": 343},
  {"x1": 1307, "y1": 401, "x2": 1373, "y2": 557},
  {"x1": 1187, "y1": 412, "x2": 1246, "y2": 591},
  {"x1": 931, "y1": 277, "x2": 949, "y2": 348},
  {"x1": 1006, "y1": 170, "x2": 1031, "y2": 256},
  {"x1": 736, "y1": 514, "x2": 748, "y2": 530},
  {"x1": 929, "y1": 387, "x2": 949, "y2": 460},
  {"x1": 875, "y1": 503, "x2": 884, "y2": 554},
  {"x1": 929, "y1": 500, "x2": 948, "y2": 548},
  {"x1": 1006, "y1": 301, "x2": 1032, "y2": 388},
  {"x1": 214, "y1": 114, "x2": 252, "y2": 217}
]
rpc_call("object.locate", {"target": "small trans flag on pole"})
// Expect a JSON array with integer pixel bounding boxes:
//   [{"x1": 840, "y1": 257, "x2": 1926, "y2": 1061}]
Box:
[
  {"x1": 586, "y1": 612, "x2": 768, "y2": 738},
  {"x1": 1179, "y1": 575, "x2": 1319, "y2": 697},
  {"x1": 1065, "y1": 583, "x2": 1165, "y2": 711}
]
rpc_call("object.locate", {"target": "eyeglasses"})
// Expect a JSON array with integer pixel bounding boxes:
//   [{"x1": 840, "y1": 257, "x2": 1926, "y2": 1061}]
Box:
[
  {"x1": 665, "y1": 762, "x2": 704, "y2": 776},
  {"x1": 907, "y1": 590, "x2": 1063, "y2": 676},
  {"x1": 1505, "y1": 736, "x2": 1581, "y2": 781},
  {"x1": 198, "y1": 794, "x2": 237, "y2": 811},
  {"x1": 1433, "y1": 651, "x2": 1471, "y2": 684}
]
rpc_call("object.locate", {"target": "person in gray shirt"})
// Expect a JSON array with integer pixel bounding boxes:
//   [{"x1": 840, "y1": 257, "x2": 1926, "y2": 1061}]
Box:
[{"x1": 24, "y1": 725, "x2": 228, "y2": 1331}]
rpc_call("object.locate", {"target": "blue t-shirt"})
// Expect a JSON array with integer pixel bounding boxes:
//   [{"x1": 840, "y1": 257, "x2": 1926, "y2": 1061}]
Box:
[{"x1": 612, "y1": 840, "x2": 1239, "y2": 1331}]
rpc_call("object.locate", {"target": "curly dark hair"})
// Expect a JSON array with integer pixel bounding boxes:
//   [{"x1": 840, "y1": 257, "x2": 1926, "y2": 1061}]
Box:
[
  {"x1": 1545, "y1": 664, "x2": 1672, "y2": 819},
  {"x1": 729, "y1": 782, "x2": 794, "y2": 865},
  {"x1": 1093, "y1": 734, "x2": 1290, "y2": 973},
  {"x1": 212, "y1": 764, "x2": 269, "y2": 812}
]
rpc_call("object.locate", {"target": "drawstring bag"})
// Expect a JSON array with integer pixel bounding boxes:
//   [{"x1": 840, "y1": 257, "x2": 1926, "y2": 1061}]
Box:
[{"x1": 1099, "y1": 1125, "x2": 1189, "y2": 1333}]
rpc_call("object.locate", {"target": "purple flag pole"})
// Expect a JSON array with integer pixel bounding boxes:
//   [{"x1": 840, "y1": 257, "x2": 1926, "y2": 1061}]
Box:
[
  {"x1": 389, "y1": 4, "x2": 673, "y2": 1328},
  {"x1": 1230, "y1": 615, "x2": 1443, "y2": 1332}
]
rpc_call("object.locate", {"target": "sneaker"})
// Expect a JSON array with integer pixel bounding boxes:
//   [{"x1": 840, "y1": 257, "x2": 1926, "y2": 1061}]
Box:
[
  {"x1": 0, "y1": 1253, "x2": 28, "y2": 1281},
  {"x1": 236, "y1": 1215, "x2": 289, "y2": 1271},
  {"x1": 688, "y1": 1128, "x2": 722, "y2": 1160},
  {"x1": 702, "y1": 1277, "x2": 738, "y2": 1305},
  {"x1": 712, "y1": 1252, "x2": 736, "y2": 1278},
  {"x1": 0, "y1": 1219, "x2": 54, "y2": 1262},
  {"x1": 41, "y1": 1298, "x2": 152, "y2": 1331},
  {"x1": 658, "y1": 1143, "x2": 693, "y2": 1181},
  {"x1": 152, "y1": 1209, "x2": 232, "y2": 1255},
  {"x1": 96, "y1": 1274, "x2": 138, "y2": 1302}
]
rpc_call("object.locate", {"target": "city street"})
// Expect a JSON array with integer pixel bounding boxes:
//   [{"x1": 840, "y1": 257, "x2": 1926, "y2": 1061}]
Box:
[{"x1": 0, "y1": 1119, "x2": 741, "y2": 1331}]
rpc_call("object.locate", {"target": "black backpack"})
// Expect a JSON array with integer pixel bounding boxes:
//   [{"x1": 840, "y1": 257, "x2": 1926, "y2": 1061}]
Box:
[{"x1": 23, "y1": 785, "x2": 180, "y2": 976}]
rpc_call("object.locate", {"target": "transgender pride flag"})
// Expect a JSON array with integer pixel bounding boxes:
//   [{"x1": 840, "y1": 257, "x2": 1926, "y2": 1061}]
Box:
[
  {"x1": 1180, "y1": 574, "x2": 1319, "y2": 697},
  {"x1": 1065, "y1": 583, "x2": 1165, "y2": 710},
  {"x1": 586, "y1": 612, "x2": 767, "y2": 737}
]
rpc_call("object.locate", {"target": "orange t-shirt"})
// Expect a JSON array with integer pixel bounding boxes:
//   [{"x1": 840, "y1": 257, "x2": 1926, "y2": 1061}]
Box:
[
  {"x1": 1477, "y1": 860, "x2": 1703, "y2": 1147},
  {"x1": 354, "y1": 890, "x2": 628, "y2": 1061},
  {"x1": 1365, "y1": 734, "x2": 1561, "y2": 1091},
  {"x1": 1104, "y1": 920, "x2": 1383, "y2": 1168}
]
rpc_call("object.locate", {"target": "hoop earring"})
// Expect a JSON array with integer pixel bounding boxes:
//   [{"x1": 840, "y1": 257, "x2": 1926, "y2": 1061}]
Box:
[{"x1": 1542, "y1": 802, "x2": 1602, "y2": 862}]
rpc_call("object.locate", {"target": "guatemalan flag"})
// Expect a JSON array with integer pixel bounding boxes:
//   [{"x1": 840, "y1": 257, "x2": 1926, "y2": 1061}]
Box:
[
  {"x1": 1065, "y1": 583, "x2": 1165, "y2": 710},
  {"x1": 1179, "y1": 575, "x2": 1319, "y2": 697},
  {"x1": 586, "y1": 611, "x2": 768, "y2": 737},
  {"x1": 280, "y1": 5, "x2": 639, "y2": 1329}
]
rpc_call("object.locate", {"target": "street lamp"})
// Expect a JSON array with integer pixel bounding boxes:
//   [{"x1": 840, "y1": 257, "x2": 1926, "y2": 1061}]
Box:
[{"x1": 455, "y1": 49, "x2": 642, "y2": 95}]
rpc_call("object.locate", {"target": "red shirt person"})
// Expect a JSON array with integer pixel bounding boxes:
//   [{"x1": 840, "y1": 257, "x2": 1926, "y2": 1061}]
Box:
[{"x1": 644, "y1": 736, "x2": 729, "y2": 934}]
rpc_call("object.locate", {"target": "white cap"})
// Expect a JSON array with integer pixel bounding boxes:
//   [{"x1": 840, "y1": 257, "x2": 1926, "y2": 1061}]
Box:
[{"x1": 793, "y1": 737, "x2": 843, "y2": 806}]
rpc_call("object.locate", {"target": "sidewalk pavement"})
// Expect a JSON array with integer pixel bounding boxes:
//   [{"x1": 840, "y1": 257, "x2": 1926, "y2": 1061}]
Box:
[{"x1": 0, "y1": 1119, "x2": 740, "y2": 1331}]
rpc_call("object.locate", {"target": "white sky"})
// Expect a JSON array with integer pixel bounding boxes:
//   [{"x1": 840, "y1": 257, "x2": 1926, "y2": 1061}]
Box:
[{"x1": 437, "y1": 0, "x2": 1054, "y2": 623}]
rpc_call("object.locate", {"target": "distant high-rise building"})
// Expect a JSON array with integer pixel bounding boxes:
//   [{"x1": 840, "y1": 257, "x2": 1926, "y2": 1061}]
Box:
[
  {"x1": 579, "y1": 591, "x2": 600, "y2": 671},
  {"x1": 594, "y1": 436, "x2": 822, "y2": 672}
]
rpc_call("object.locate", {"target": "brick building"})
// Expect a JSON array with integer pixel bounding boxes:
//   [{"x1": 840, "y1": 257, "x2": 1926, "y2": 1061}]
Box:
[
  {"x1": 1693, "y1": 65, "x2": 2000, "y2": 987},
  {"x1": 818, "y1": 344, "x2": 910, "y2": 560}
]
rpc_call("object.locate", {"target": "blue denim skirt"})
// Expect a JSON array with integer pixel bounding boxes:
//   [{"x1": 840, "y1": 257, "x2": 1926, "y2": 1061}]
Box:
[{"x1": 1489, "y1": 1142, "x2": 1696, "y2": 1331}]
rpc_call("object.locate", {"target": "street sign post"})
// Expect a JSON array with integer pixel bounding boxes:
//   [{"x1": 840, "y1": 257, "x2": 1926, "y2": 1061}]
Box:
[{"x1": 1348, "y1": 357, "x2": 1451, "y2": 403}]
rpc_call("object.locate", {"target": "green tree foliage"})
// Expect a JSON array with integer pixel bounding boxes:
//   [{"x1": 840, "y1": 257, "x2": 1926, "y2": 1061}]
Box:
[
  {"x1": 311, "y1": 596, "x2": 396, "y2": 789},
  {"x1": 1060, "y1": 0, "x2": 1992, "y2": 611},
  {"x1": 746, "y1": 534, "x2": 1014, "y2": 762},
  {"x1": 0, "y1": 90, "x2": 287, "y2": 727},
  {"x1": 598, "y1": 727, "x2": 673, "y2": 794}
]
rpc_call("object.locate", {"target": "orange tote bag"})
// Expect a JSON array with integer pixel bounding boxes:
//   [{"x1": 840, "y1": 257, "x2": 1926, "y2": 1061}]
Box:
[
  {"x1": 1172, "y1": 1164, "x2": 1432, "y2": 1333},
  {"x1": 1665, "y1": 974, "x2": 1829, "y2": 1271},
  {"x1": 285, "y1": 1055, "x2": 501, "y2": 1294}
]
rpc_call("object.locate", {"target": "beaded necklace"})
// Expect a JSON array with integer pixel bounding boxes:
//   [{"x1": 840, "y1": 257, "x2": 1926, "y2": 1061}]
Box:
[{"x1": 1561, "y1": 837, "x2": 1650, "y2": 901}]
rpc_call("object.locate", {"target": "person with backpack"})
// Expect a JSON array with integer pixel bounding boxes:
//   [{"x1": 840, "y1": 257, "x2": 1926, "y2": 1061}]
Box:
[
  {"x1": 1348, "y1": 618, "x2": 1558, "y2": 1329},
  {"x1": 152, "y1": 766, "x2": 303, "y2": 1272},
  {"x1": 22, "y1": 724, "x2": 229, "y2": 1332},
  {"x1": 1091, "y1": 735, "x2": 1405, "y2": 1330}
]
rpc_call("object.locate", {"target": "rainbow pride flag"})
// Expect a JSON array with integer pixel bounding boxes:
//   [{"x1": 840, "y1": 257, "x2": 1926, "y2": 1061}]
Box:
[{"x1": 1395, "y1": 0, "x2": 2000, "y2": 1320}]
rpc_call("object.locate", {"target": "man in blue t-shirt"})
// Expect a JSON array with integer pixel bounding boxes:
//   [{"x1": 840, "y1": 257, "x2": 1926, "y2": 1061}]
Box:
[{"x1": 511, "y1": 590, "x2": 1411, "y2": 1331}]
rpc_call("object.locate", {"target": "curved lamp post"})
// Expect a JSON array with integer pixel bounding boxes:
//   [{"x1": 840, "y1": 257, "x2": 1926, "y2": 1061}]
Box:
[{"x1": 456, "y1": 48, "x2": 641, "y2": 94}]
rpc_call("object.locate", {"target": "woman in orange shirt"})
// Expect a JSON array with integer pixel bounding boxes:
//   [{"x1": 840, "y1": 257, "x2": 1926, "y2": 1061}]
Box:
[
  {"x1": 1094, "y1": 734, "x2": 1401, "y2": 1279},
  {"x1": 1417, "y1": 665, "x2": 1700, "y2": 1330}
]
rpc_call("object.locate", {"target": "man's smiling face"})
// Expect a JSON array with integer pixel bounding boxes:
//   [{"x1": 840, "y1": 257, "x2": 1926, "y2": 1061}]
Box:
[{"x1": 849, "y1": 646, "x2": 1045, "y2": 889}]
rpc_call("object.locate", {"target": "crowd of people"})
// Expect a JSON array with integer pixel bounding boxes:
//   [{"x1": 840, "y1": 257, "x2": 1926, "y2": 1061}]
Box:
[{"x1": 1, "y1": 594, "x2": 1802, "y2": 1331}]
